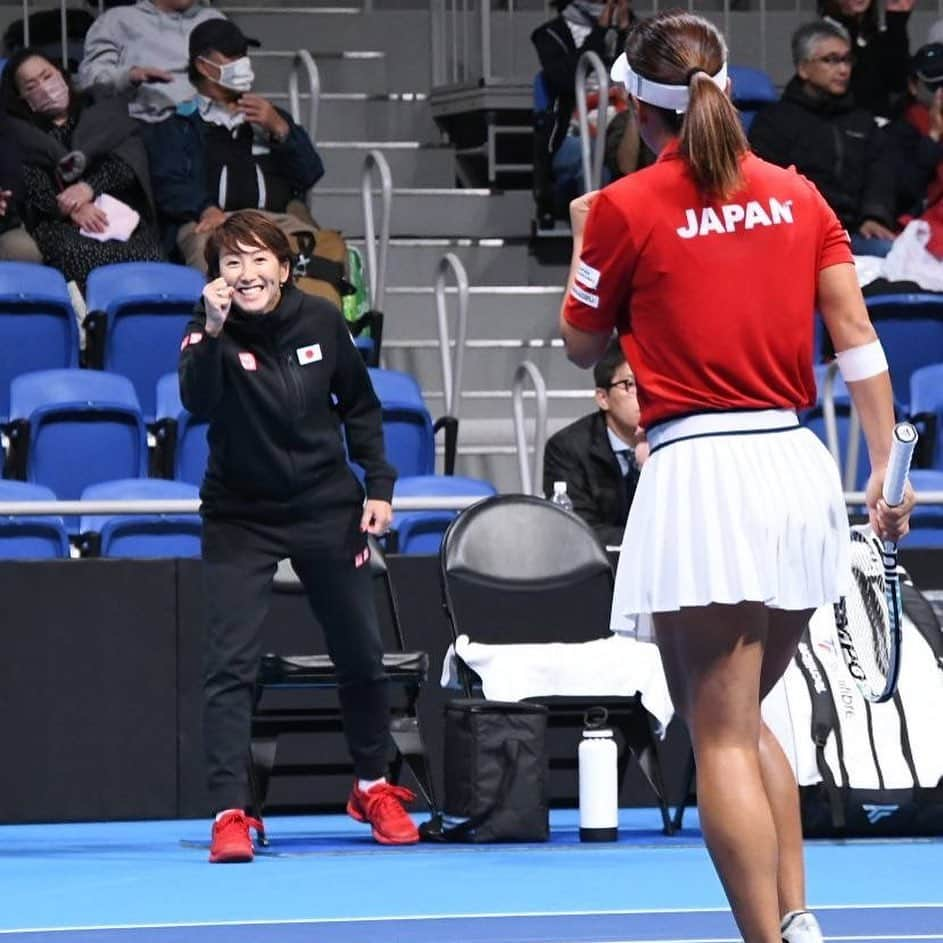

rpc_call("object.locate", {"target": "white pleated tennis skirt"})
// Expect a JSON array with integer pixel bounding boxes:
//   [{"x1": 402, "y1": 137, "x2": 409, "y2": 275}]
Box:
[{"x1": 610, "y1": 409, "x2": 851, "y2": 640}]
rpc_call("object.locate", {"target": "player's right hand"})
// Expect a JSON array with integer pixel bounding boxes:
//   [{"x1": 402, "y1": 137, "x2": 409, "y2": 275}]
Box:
[{"x1": 203, "y1": 277, "x2": 234, "y2": 336}]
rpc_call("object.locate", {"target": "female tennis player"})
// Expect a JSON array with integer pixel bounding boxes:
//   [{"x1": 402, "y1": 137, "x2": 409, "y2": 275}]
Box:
[{"x1": 559, "y1": 12, "x2": 915, "y2": 943}]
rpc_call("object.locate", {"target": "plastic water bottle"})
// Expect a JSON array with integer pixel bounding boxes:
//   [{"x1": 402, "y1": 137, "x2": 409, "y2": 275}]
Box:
[
  {"x1": 578, "y1": 707, "x2": 618, "y2": 842},
  {"x1": 549, "y1": 481, "x2": 574, "y2": 512}
]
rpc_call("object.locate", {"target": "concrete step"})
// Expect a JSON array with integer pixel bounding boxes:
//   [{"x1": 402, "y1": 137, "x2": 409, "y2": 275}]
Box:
[
  {"x1": 382, "y1": 285, "x2": 563, "y2": 337},
  {"x1": 321, "y1": 144, "x2": 455, "y2": 188},
  {"x1": 261, "y1": 93, "x2": 437, "y2": 142},
  {"x1": 381, "y1": 340, "x2": 591, "y2": 398},
  {"x1": 315, "y1": 189, "x2": 534, "y2": 239},
  {"x1": 251, "y1": 49, "x2": 389, "y2": 95},
  {"x1": 350, "y1": 239, "x2": 530, "y2": 286}
]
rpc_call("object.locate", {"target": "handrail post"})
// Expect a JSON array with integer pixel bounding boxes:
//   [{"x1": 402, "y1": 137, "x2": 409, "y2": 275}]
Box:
[
  {"x1": 575, "y1": 50, "x2": 609, "y2": 194},
  {"x1": 822, "y1": 360, "x2": 841, "y2": 468},
  {"x1": 288, "y1": 50, "x2": 321, "y2": 141},
  {"x1": 361, "y1": 150, "x2": 393, "y2": 315},
  {"x1": 60, "y1": 0, "x2": 68, "y2": 69},
  {"x1": 511, "y1": 360, "x2": 549, "y2": 496},
  {"x1": 435, "y1": 253, "x2": 470, "y2": 423},
  {"x1": 22, "y1": 0, "x2": 30, "y2": 46}
]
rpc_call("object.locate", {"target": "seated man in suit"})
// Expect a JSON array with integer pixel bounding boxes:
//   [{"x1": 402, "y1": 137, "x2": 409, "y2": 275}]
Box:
[{"x1": 542, "y1": 339, "x2": 644, "y2": 547}]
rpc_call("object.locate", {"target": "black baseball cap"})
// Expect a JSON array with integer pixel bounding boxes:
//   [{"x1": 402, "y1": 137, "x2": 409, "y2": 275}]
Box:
[
  {"x1": 912, "y1": 43, "x2": 943, "y2": 87},
  {"x1": 188, "y1": 18, "x2": 260, "y2": 61}
]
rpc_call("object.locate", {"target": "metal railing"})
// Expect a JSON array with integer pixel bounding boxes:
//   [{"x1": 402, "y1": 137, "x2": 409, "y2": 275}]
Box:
[
  {"x1": 511, "y1": 360, "x2": 549, "y2": 497},
  {"x1": 286, "y1": 49, "x2": 321, "y2": 142},
  {"x1": 435, "y1": 253, "x2": 470, "y2": 422},
  {"x1": 0, "y1": 495, "x2": 488, "y2": 518},
  {"x1": 575, "y1": 51, "x2": 610, "y2": 195},
  {"x1": 821, "y1": 360, "x2": 864, "y2": 492},
  {"x1": 361, "y1": 150, "x2": 393, "y2": 315}
]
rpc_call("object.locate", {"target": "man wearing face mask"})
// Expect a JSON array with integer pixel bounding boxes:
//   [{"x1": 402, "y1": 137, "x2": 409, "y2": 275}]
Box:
[
  {"x1": 78, "y1": 0, "x2": 225, "y2": 125},
  {"x1": 146, "y1": 18, "x2": 324, "y2": 271}
]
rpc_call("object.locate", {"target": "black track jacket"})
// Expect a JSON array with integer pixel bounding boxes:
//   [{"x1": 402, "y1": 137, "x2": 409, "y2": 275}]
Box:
[{"x1": 179, "y1": 284, "x2": 395, "y2": 521}]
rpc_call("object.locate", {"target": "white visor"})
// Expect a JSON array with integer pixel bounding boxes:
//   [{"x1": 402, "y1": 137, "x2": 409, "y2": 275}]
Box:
[{"x1": 610, "y1": 53, "x2": 728, "y2": 114}]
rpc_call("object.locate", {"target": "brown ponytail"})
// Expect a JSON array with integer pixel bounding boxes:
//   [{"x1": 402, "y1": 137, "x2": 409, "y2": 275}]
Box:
[{"x1": 625, "y1": 11, "x2": 748, "y2": 199}]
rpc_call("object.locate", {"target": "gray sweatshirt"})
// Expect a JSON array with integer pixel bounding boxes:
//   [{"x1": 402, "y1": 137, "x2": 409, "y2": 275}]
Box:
[{"x1": 78, "y1": 0, "x2": 225, "y2": 124}]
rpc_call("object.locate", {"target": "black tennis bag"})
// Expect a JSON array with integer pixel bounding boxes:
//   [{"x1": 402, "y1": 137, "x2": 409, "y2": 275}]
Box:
[
  {"x1": 766, "y1": 582, "x2": 943, "y2": 837},
  {"x1": 420, "y1": 699, "x2": 549, "y2": 843}
]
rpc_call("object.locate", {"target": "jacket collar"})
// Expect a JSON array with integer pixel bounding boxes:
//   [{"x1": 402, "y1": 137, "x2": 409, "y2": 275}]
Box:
[{"x1": 783, "y1": 75, "x2": 856, "y2": 115}]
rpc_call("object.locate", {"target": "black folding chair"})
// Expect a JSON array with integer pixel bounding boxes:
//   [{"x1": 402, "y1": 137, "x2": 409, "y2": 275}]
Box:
[
  {"x1": 248, "y1": 536, "x2": 434, "y2": 841},
  {"x1": 439, "y1": 494, "x2": 674, "y2": 834}
]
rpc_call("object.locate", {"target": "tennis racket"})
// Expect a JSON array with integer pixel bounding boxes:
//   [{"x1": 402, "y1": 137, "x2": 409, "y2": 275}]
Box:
[{"x1": 833, "y1": 422, "x2": 918, "y2": 703}]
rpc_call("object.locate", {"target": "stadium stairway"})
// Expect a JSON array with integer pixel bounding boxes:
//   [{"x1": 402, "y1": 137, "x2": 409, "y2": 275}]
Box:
[{"x1": 222, "y1": 2, "x2": 584, "y2": 491}]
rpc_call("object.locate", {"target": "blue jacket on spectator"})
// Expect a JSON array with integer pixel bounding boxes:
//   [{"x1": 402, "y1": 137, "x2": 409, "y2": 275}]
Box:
[{"x1": 146, "y1": 100, "x2": 324, "y2": 225}]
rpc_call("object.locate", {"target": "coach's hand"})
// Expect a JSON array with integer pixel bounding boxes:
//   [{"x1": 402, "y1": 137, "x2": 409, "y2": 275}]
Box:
[
  {"x1": 203, "y1": 277, "x2": 233, "y2": 337},
  {"x1": 866, "y1": 472, "x2": 915, "y2": 543},
  {"x1": 361, "y1": 499, "x2": 392, "y2": 536}
]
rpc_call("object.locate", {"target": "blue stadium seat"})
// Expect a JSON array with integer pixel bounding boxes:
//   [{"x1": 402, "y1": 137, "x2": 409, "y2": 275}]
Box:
[
  {"x1": 866, "y1": 294, "x2": 943, "y2": 412},
  {"x1": 9, "y1": 369, "x2": 147, "y2": 531},
  {"x1": 366, "y1": 368, "x2": 436, "y2": 478},
  {"x1": 79, "y1": 478, "x2": 201, "y2": 558},
  {"x1": 729, "y1": 65, "x2": 778, "y2": 132},
  {"x1": 0, "y1": 262, "x2": 79, "y2": 423},
  {"x1": 85, "y1": 262, "x2": 205, "y2": 421},
  {"x1": 905, "y1": 469, "x2": 943, "y2": 549},
  {"x1": 0, "y1": 480, "x2": 69, "y2": 559},
  {"x1": 391, "y1": 474, "x2": 497, "y2": 554},
  {"x1": 155, "y1": 372, "x2": 208, "y2": 485},
  {"x1": 910, "y1": 363, "x2": 943, "y2": 471}
]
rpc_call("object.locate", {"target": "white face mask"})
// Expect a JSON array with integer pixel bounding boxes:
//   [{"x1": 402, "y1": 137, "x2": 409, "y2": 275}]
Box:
[
  {"x1": 23, "y1": 72, "x2": 70, "y2": 116},
  {"x1": 201, "y1": 56, "x2": 255, "y2": 93}
]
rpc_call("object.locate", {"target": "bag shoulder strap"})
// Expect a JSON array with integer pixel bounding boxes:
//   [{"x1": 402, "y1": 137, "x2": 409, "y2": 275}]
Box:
[
  {"x1": 794, "y1": 629, "x2": 847, "y2": 830},
  {"x1": 902, "y1": 582, "x2": 943, "y2": 669}
]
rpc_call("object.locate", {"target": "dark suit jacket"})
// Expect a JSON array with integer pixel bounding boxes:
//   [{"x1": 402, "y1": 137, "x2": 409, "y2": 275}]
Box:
[{"x1": 542, "y1": 411, "x2": 639, "y2": 548}]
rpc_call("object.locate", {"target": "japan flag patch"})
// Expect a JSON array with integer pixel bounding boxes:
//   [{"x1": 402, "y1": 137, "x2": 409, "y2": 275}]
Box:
[
  {"x1": 296, "y1": 343, "x2": 322, "y2": 365},
  {"x1": 238, "y1": 352, "x2": 257, "y2": 371}
]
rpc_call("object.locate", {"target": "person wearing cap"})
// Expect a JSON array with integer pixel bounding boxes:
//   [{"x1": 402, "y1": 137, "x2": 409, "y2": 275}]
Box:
[
  {"x1": 749, "y1": 19, "x2": 898, "y2": 257},
  {"x1": 886, "y1": 43, "x2": 943, "y2": 219},
  {"x1": 78, "y1": 0, "x2": 225, "y2": 125},
  {"x1": 561, "y1": 11, "x2": 912, "y2": 943},
  {"x1": 145, "y1": 18, "x2": 324, "y2": 270}
]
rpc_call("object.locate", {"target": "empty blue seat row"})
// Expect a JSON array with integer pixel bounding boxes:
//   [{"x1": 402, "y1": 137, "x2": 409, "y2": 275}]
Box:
[{"x1": 0, "y1": 477, "x2": 200, "y2": 559}]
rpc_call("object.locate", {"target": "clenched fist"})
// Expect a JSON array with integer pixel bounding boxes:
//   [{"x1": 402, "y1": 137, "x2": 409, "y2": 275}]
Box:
[{"x1": 203, "y1": 277, "x2": 234, "y2": 336}]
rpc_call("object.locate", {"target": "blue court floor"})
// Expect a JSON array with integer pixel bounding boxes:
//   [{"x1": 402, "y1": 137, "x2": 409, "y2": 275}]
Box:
[{"x1": 0, "y1": 809, "x2": 940, "y2": 942}]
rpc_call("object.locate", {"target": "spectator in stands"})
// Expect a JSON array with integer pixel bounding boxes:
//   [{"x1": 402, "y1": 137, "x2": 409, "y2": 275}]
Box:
[
  {"x1": 0, "y1": 49, "x2": 163, "y2": 290},
  {"x1": 819, "y1": 0, "x2": 912, "y2": 118},
  {"x1": 181, "y1": 210, "x2": 417, "y2": 863},
  {"x1": 0, "y1": 121, "x2": 43, "y2": 263},
  {"x1": 532, "y1": 0, "x2": 633, "y2": 223},
  {"x1": 146, "y1": 19, "x2": 323, "y2": 271},
  {"x1": 749, "y1": 20, "x2": 898, "y2": 257},
  {"x1": 78, "y1": 0, "x2": 225, "y2": 126},
  {"x1": 542, "y1": 340, "x2": 644, "y2": 547},
  {"x1": 887, "y1": 43, "x2": 943, "y2": 220}
]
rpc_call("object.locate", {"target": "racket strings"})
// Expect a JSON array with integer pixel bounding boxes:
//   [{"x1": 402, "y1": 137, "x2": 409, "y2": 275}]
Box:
[{"x1": 841, "y1": 532, "x2": 892, "y2": 692}]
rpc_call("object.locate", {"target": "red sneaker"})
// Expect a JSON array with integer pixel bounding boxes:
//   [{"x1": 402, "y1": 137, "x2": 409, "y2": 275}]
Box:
[
  {"x1": 208, "y1": 810, "x2": 263, "y2": 863},
  {"x1": 346, "y1": 782, "x2": 419, "y2": 845}
]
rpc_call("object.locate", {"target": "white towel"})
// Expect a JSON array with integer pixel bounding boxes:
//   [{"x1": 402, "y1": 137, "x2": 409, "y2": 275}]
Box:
[
  {"x1": 440, "y1": 633, "x2": 674, "y2": 735},
  {"x1": 80, "y1": 194, "x2": 140, "y2": 243}
]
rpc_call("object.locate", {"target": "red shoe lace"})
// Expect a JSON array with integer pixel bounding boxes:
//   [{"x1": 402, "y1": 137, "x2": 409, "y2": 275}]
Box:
[{"x1": 363, "y1": 783, "x2": 416, "y2": 812}]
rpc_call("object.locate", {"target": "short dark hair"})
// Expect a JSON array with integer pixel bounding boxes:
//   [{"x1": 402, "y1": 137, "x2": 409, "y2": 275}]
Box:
[
  {"x1": 593, "y1": 338, "x2": 627, "y2": 389},
  {"x1": 204, "y1": 210, "x2": 294, "y2": 279}
]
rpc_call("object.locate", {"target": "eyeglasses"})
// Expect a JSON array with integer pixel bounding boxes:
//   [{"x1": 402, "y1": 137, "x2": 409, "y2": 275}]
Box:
[
  {"x1": 607, "y1": 378, "x2": 637, "y2": 393},
  {"x1": 810, "y1": 53, "x2": 854, "y2": 67}
]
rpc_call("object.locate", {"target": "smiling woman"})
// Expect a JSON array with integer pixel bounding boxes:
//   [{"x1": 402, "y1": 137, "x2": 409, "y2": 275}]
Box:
[{"x1": 179, "y1": 209, "x2": 418, "y2": 862}]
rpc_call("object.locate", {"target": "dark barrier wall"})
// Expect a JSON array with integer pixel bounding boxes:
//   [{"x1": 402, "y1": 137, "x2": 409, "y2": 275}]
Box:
[{"x1": 1, "y1": 550, "x2": 940, "y2": 824}]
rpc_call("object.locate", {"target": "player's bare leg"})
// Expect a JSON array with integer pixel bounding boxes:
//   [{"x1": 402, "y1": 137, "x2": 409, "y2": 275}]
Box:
[{"x1": 655, "y1": 602, "x2": 780, "y2": 943}]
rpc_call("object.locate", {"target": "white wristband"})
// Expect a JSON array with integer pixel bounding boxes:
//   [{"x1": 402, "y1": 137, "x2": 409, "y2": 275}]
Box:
[{"x1": 835, "y1": 339, "x2": 888, "y2": 382}]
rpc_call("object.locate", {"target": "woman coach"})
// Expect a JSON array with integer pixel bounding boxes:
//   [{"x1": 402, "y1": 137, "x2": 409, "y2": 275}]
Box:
[{"x1": 180, "y1": 210, "x2": 418, "y2": 862}]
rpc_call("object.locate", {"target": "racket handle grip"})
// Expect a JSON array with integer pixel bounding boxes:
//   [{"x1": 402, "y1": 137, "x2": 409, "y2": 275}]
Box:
[{"x1": 882, "y1": 422, "x2": 918, "y2": 507}]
